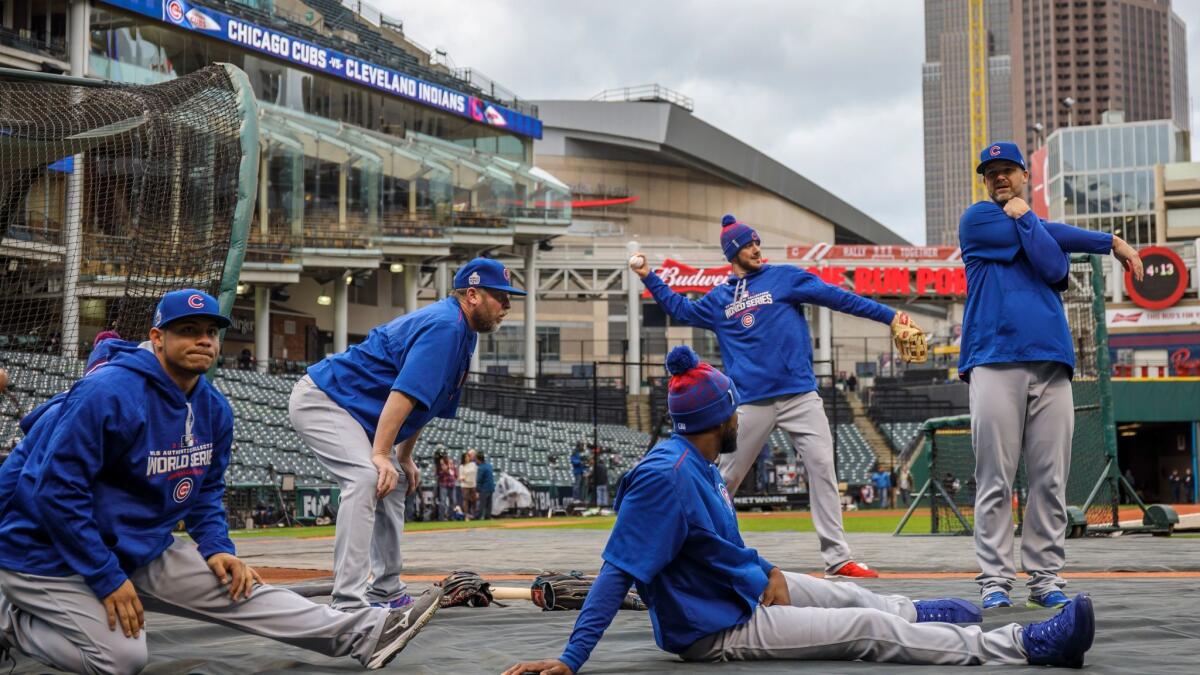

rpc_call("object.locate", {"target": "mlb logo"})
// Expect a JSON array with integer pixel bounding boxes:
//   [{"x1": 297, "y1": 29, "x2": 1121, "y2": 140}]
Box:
[
  {"x1": 503, "y1": 267, "x2": 511, "y2": 282},
  {"x1": 989, "y1": 145, "x2": 1002, "y2": 157},
  {"x1": 468, "y1": 271, "x2": 481, "y2": 285}
]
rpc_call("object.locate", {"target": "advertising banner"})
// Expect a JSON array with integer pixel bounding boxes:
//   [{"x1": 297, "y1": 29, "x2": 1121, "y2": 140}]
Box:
[{"x1": 101, "y1": 0, "x2": 542, "y2": 138}]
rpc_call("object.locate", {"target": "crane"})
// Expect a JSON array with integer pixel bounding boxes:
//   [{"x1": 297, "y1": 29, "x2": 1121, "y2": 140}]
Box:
[{"x1": 967, "y1": 0, "x2": 989, "y2": 203}]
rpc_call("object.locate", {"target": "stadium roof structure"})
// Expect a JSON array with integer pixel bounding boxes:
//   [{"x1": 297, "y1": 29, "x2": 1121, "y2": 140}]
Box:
[{"x1": 533, "y1": 99, "x2": 910, "y2": 246}]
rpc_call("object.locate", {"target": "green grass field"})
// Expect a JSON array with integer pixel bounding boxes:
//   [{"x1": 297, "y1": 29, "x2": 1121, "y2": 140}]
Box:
[{"x1": 230, "y1": 510, "x2": 930, "y2": 539}]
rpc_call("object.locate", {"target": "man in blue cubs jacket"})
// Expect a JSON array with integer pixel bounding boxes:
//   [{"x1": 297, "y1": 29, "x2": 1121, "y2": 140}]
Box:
[
  {"x1": 504, "y1": 347, "x2": 1096, "y2": 674},
  {"x1": 630, "y1": 216, "x2": 924, "y2": 579},
  {"x1": 289, "y1": 257, "x2": 523, "y2": 610},
  {"x1": 0, "y1": 290, "x2": 435, "y2": 674},
  {"x1": 961, "y1": 142, "x2": 1142, "y2": 611}
]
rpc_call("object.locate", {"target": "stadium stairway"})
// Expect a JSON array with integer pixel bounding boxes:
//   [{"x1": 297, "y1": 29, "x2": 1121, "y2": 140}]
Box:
[{"x1": 845, "y1": 392, "x2": 896, "y2": 471}]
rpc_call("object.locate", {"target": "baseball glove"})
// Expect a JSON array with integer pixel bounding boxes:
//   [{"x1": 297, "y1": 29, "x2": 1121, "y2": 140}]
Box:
[
  {"x1": 531, "y1": 571, "x2": 647, "y2": 611},
  {"x1": 437, "y1": 570, "x2": 499, "y2": 608},
  {"x1": 891, "y1": 312, "x2": 928, "y2": 364}
]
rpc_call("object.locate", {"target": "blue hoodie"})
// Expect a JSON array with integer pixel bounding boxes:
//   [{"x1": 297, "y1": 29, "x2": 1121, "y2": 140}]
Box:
[
  {"x1": 958, "y1": 201, "x2": 1112, "y2": 379},
  {"x1": 0, "y1": 341, "x2": 235, "y2": 599},
  {"x1": 642, "y1": 264, "x2": 895, "y2": 403}
]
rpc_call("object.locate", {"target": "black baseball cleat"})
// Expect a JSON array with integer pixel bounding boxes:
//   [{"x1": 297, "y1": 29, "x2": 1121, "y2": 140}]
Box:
[
  {"x1": 1021, "y1": 593, "x2": 1095, "y2": 669},
  {"x1": 366, "y1": 588, "x2": 442, "y2": 669}
]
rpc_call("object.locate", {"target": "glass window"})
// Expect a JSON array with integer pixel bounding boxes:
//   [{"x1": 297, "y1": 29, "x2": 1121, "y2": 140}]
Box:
[
  {"x1": 1085, "y1": 129, "x2": 1098, "y2": 172},
  {"x1": 1049, "y1": 134, "x2": 1062, "y2": 177},
  {"x1": 1121, "y1": 126, "x2": 1135, "y2": 167},
  {"x1": 1136, "y1": 170, "x2": 1152, "y2": 212},
  {"x1": 1135, "y1": 125, "x2": 1149, "y2": 166},
  {"x1": 1097, "y1": 128, "x2": 1110, "y2": 171},
  {"x1": 1064, "y1": 176, "x2": 1077, "y2": 216},
  {"x1": 1156, "y1": 124, "x2": 1169, "y2": 164},
  {"x1": 1062, "y1": 132, "x2": 1075, "y2": 171}
]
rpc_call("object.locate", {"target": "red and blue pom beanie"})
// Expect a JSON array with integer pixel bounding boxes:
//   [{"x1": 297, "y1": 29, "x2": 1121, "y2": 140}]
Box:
[
  {"x1": 720, "y1": 214, "x2": 760, "y2": 262},
  {"x1": 665, "y1": 345, "x2": 740, "y2": 433}
]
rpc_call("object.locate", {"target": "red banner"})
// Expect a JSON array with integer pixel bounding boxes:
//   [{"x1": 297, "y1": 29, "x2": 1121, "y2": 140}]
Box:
[
  {"x1": 643, "y1": 259, "x2": 967, "y2": 298},
  {"x1": 1029, "y1": 145, "x2": 1049, "y2": 219},
  {"x1": 787, "y1": 243, "x2": 961, "y2": 262}
]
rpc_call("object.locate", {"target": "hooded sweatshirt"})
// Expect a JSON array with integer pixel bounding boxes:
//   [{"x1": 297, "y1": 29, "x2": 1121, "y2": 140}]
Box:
[
  {"x1": 0, "y1": 341, "x2": 235, "y2": 599},
  {"x1": 642, "y1": 264, "x2": 895, "y2": 403},
  {"x1": 957, "y1": 201, "x2": 1112, "y2": 379}
]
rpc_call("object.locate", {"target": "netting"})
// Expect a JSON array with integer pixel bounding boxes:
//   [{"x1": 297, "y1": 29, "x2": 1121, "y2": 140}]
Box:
[
  {"x1": 914, "y1": 256, "x2": 1120, "y2": 535},
  {"x1": 0, "y1": 64, "x2": 256, "y2": 436},
  {"x1": 0, "y1": 64, "x2": 254, "y2": 358}
]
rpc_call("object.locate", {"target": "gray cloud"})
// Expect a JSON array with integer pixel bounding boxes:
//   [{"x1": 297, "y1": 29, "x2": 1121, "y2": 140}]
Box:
[{"x1": 379, "y1": 0, "x2": 1196, "y2": 245}]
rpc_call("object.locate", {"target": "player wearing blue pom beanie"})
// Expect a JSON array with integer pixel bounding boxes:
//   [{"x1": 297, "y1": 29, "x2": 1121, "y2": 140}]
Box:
[
  {"x1": 630, "y1": 215, "x2": 922, "y2": 579},
  {"x1": 505, "y1": 346, "x2": 1096, "y2": 675}
]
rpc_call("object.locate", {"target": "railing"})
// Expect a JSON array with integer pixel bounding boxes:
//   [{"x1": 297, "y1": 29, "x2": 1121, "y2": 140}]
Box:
[
  {"x1": 590, "y1": 84, "x2": 694, "y2": 112},
  {"x1": 0, "y1": 25, "x2": 67, "y2": 61}
]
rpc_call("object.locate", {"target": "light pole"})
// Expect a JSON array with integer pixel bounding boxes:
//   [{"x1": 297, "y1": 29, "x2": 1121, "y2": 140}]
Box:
[{"x1": 1061, "y1": 97, "x2": 1075, "y2": 128}]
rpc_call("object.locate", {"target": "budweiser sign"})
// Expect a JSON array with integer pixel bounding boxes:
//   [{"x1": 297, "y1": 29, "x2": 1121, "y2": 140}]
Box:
[
  {"x1": 642, "y1": 258, "x2": 968, "y2": 298},
  {"x1": 642, "y1": 259, "x2": 732, "y2": 296},
  {"x1": 1106, "y1": 305, "x2": 1200, "y2": 328}
]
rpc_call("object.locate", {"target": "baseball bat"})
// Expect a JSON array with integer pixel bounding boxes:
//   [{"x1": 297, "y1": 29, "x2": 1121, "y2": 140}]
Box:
[{"x1": 490, "y1": 586, "x2": 533, "y2": 601}]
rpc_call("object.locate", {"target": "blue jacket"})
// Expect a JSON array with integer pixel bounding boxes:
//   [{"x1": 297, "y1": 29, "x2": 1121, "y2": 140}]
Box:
[
  {"x1": 0, "y1": 342, "x2": 236, "y2": 598},
  {"x1": 643, "y1": 264, "x2": 895, "y2": 403},
  {"x1": 475, "y1": 461, "x2": 495, "y2": 493},
  {"x1": 958, "y1": 202, "x2": 1112, "y2": 379},
  {"x1": 570, "y1": 452, "x2": 585, "y2": 476}
]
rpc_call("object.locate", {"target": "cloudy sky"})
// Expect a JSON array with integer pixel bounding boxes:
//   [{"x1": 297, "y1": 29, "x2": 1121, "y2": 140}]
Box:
[{"x1": 379, "y1": 1, "x2": 1200, "y2": 245}]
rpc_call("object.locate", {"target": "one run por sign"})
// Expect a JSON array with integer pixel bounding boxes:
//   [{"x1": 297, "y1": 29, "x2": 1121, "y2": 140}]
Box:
[{"x1": 1126, "y1": 246, "x2": 1188, "y2": 310}]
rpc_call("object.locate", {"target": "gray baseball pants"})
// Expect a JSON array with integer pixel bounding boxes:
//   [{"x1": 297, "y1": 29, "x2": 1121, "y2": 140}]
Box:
[
  {"x1": 969, "y1": 362, "x2": 1074, "y2": 598},
  {"x1": 719, "y1": 392, "x2": 853, "y2": 572},
  {"x1": 0, "y1": 539, "x2": 388, "y2": 674},
  {"x1": 682, "y1": 571, "x2": 1026, "y2": 665},
  {"x1": 289, "y1": 375, "x2": 408, "y2": 610}
]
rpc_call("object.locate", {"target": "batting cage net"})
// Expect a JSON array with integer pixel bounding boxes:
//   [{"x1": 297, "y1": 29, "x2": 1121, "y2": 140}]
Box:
[
  {"x1": 0, "y1": 64, "x2": 257, "y2": 428},
  {"x1": 899, "y1": 255, "x2": 1122, "y2": 536}
]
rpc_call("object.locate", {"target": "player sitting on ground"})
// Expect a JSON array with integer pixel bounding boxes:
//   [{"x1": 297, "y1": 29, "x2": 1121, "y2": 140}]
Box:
[
  {"x1": 630, "y1": 215, "x2": 925, "y2": 579},
  {"x1": 504, "y1": 346, "x2": 1095, "y2": 675},
  {"x1": 0, "y1": 290, "x2": 437, "y2": 674}
]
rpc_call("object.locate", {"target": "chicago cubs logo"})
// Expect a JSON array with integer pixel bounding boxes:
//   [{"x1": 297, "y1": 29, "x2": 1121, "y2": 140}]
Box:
[
  {"x1": 718, "y1": 482, "x2": 734, "y2": 510},
  {"x1": 166, "y1": 0, "x2": 186, "y2": 23},
  {"x1": 173, "y1": 477, "x2": 194, "y2": 503},
  {"x1": 741, "y1": 313, "x2": 755, "y2": 328},
  {"x1": 468, "y1": 271, "x2": 481, "y2": 285},
  {"x1": 989, "y1": 144, "x2": 1001, "y2": 157},
  {"x1": 187, "y1": 293, "x2": 205, "y2": 309}
]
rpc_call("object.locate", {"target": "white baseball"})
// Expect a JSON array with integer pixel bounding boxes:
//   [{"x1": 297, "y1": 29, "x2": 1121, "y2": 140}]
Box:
[{"x1": 629, "y1": 254, "x2": 646, "y2": 269}]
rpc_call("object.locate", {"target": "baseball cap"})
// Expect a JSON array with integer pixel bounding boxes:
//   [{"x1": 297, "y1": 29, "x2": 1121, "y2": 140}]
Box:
[
  {"x1": 976, "y1": 141, "x2": 1027, "y2": 174},
  {"x1": 153, "y1": 289, "x2": 231, "y2": 329},
  {"x1": 453, "y1": 257, "x2": 527, "y2": 296}
]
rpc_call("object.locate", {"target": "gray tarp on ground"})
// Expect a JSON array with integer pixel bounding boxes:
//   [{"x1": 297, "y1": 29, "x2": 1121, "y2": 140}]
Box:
[{"x1": 7, "y1": 531, "x2": 1200, "y2": 674}]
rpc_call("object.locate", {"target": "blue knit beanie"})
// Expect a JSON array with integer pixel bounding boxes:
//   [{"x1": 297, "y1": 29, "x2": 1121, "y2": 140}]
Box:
[
  {"x1": 720, "y1": 214, "x2": 760, "y2": 262},
  {"x1": 665, "y1": 345, "x2": 740, "y2": 433}
]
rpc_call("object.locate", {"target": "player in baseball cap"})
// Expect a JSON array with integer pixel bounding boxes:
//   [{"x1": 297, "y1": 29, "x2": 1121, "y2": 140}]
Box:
[
  {"x1": 960, "y1": 142, "x2": 1144, "y2": 611},
  {"x1": 506, "y1": 346, "x2": 1096, "y2": 675},
  {"x1": 0, "y1": 286, "x2": 436, "y2": 672},
  {"x1": 290, "y1": 256, "x2": 523, "y2": 613}
]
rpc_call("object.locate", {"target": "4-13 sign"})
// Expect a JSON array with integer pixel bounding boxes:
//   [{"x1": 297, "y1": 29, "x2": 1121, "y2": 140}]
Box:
[{"x1": 1126, "y1": 246, "x2": 1188, "y2": 310}]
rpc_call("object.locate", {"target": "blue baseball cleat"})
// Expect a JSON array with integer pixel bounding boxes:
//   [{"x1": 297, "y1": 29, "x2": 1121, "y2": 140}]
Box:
[
  {"x1": 1027, "y1": 590, "x2": 1071, "y2": 609},
  {"x1": 914, "y1": 598, "x2": 983, "y2": 624},
  {"x1": 1022, "y1": 593, "x2": 1094, "y2": 668},
  {"x1": 982, "y1": 590, "x2": 1013, "y2": 609}
]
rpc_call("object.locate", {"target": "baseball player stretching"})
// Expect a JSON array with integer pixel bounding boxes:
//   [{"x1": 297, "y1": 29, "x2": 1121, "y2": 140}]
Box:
[
  {"x1": 289, "y1": 257, "x2": 522, "y2": 610},
  {"x1": 961, "y1": 142, "x2": 1143, "y2": 610},
  {"x1": 505, "y1": 346, "x2": 1096, "y2": 675},
  {"x1": 0, "y1": 290, "x2": 436, "y2": 674},
  {"x1": 630, "y1": 215, "x2": 924, "y2": 579}
]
